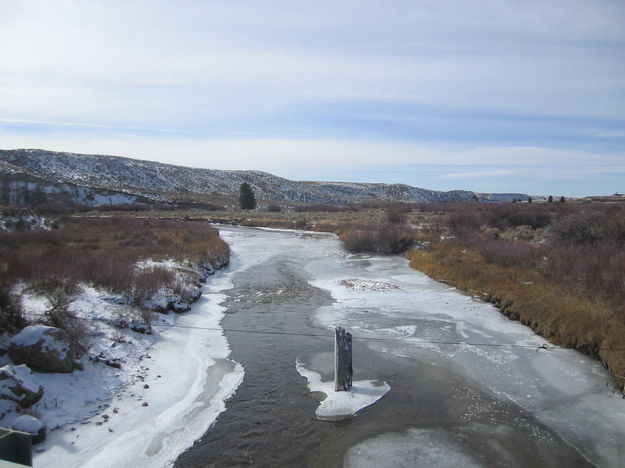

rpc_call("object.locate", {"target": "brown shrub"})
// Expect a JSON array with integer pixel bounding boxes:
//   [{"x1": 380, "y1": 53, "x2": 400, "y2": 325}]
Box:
[
  {"x1": 0, "y1": 217, "x2": 229, "y2": 298},
  {"x1": 295, "y1": 204, "x2": 356, "y2": 212},
  {"x1": 33, "y1": 201, "x2": 69, "y2": 215},
  {"x1": 447, "y1": 210, "x2": 481, "y2": 239},
  {"x1": 127, "y1": 266, "x2": 176, "y2": 305},
  {"x1": 480, "y1": 206, "x2": 552, "y2": 230},
  {"x1": 475, "y1": 239, "x2": 541, "y2": 269},
  {"x1": 539, "y1": 245, "x2": 625, "y2": 312},
  {"x1": 0, "y1": 265, "x2": 26, "y2": 334},
  {"x1": 42, "y1": 287, "x2": 89, "y2": 354},
  {"x1": 339, "y1": 223, "x2": 416, "y2": 254},
  {"x1": 95, "y1": 204, "x2": 150, "y2": 212},
  {"x1": 550, "y1": 205, "x2": 625, "y2": 247},
  {"x1": 386, "y1": 206, "x2": 407, "y2": 224}
]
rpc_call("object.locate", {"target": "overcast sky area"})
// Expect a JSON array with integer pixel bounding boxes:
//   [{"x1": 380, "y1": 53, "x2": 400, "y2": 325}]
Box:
[{"x1": 1, "y1": 0, "x2": 624, "y2": 196}]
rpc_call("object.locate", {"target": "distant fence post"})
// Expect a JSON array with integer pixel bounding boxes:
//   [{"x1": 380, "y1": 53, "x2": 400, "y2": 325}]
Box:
[{"x1": 334, "y1": 327, "x2": 353, "y2": 391}]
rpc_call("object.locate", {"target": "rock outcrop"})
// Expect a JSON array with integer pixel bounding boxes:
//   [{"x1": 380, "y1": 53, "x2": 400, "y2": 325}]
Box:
[
  {"x1": 9, "y1": 326, "x2": 76, "y2": 373},
  {"x1": 0, "y1": 364, "x2": 43, "y2": 416},
  {"x1": 12, "y1": 414, "x2": 47, "y2": 444}
]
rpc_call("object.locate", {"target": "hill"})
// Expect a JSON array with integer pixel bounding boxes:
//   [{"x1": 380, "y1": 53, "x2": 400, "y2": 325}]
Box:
[{"x1": 0, "y1": 149, "x2": 527, "y2": 207}]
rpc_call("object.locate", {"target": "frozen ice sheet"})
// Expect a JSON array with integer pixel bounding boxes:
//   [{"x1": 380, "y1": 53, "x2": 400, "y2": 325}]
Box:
[{"x1": 296, "y1": 359, "x2": 389, "y2": 419}]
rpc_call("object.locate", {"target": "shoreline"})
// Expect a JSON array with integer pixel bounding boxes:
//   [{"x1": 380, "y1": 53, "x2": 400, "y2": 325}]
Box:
[
  {"x1": 30, "y1": 260, "x2": 244, "y2": 466},
  {"x1": 406, "y1": 244, "x2": 625, "y2": 393}
]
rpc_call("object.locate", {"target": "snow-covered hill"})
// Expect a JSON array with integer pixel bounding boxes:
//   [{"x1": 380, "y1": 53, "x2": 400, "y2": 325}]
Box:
[{"x1": 0, "y1": 149, "x2": 525, "y2": 206}]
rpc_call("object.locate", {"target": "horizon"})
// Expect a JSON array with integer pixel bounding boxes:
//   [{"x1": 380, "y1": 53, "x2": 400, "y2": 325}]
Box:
[{"x1": 1, "y1": 1, "x2": 624, "y2": 197}]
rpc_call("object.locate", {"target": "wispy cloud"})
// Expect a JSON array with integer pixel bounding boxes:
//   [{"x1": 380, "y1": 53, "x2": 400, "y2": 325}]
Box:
[
  {"x1": 440, "y1": 170, "x2": 517, "y2": 179},
  {"x1": 2, "y1": 0, "x2": 624, "y2": 126},
  {"x1": 582, "y1": 129, "x2": 625, "y2": 139},
  {"x1": 1, "y1": 0, "x2": 624, "y2": 196}
]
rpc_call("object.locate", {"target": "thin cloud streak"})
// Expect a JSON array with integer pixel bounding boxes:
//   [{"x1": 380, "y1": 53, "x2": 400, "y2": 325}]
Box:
[
  {"x1": 0, "y1": 133, "x2": 618, "y2": 169},
  {"x1": 441, "y1": 170, "x2": 517, "y2": 179},
  {"x1": 1, "y1": 0, "x2": 624, "y2": 196}
]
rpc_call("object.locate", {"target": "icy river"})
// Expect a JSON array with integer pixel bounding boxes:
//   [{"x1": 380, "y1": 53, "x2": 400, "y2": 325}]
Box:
[
  {"x1": 34, "y1": 225, "x2": 625, "y2": 467},
  {"x1": 173, "y1": 226, "x2": 625, "y2": 467}
]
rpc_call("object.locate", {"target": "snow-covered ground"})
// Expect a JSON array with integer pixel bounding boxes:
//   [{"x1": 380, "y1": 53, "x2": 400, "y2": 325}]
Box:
[
  {"x1": 0, "y1": 259, "x2": 243, "y2": 467},
  {"x1": 34, "y1": 273, "x2": 243, "y2": 467},
  {"x1": 0, "y1": 213, "x2": 48, "y2": 231}
]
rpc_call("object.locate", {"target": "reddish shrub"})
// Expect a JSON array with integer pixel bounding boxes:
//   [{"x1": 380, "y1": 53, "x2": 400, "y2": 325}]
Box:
[
  {"x1": 339, "y1": 223, "x2": 416, "y2": 254},
  {"x1": 0, "y1": 217, "x2": 228, "y2": 298}
]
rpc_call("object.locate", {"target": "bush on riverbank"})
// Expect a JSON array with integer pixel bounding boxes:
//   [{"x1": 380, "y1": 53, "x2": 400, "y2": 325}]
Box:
[
  {"x1": 337, "y1": 222, "x2": 416, "y2": 254},
  {"x1": 0, "y1": 217, "x2": 230, "y2": 334}
]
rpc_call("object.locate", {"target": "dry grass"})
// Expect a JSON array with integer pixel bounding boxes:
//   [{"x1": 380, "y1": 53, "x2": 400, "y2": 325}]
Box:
[
  {"x1": 76, "y1": 203, "x2": 443, "y2": 231},
  {"x1": 74, "y1": 205, "x2": 441, "y2": 257},
  {"x1": 336, "y1": 222, "x2": 416, "y2": 254},
  {"x1": 0, "y1": 217, "x2": 229, "y2": 297},
  {"x1": 126, "y1": 266, "x2": 177, "y2": 306}
]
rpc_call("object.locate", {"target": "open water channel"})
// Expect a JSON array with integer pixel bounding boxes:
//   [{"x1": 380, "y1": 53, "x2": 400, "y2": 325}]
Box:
[{"x1": 175, "y1": 226, "x2": 625, "y2": 467}]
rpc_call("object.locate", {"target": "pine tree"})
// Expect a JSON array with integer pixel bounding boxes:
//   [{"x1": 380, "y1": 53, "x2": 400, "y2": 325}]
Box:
[
  {"x1": 548, "y1": 195, "x2": 553, "y2": 203},
  {"x1": 239, "y1": 182, "x2": 256, "y2": 210},
  {"x1": 559, "y1": 196, "x2": 565, "y2": 203}
]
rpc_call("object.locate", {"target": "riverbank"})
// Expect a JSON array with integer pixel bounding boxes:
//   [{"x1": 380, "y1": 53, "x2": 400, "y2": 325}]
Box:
[
  {"x1": 0, "y1": 217, "x2": 238, "y2": 460},
  {"x1": 32, "y1": 262, "x2": 243, "y2": 467},
  {"x1": 407, "y1": 243, "x2": 625, "y2": 392}
]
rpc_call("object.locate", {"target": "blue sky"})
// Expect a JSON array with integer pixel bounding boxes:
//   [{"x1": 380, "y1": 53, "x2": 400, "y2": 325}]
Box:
[{"x1": 1, "y1": 0, "x2": 624, "y2": 196}]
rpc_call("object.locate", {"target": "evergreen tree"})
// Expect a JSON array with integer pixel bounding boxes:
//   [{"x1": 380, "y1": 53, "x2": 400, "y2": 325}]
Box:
[
  {"x1": 239, "y1": 182, "x2": 256, "y2": 210},
  {"x1": 548, "y1": 195, "x2": 553, "y2": 203},
  {"x1": 559, "y1": 196, "x2": 565, "y2": 203},
  {"x1": 527, "y1": 196, "x2": 532, "y2": 203}
]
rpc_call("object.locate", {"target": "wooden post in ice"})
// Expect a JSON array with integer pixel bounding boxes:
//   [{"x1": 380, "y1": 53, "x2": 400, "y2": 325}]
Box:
[{"x1": 334, "y1": 326, "x2": 353, "y2": 391}]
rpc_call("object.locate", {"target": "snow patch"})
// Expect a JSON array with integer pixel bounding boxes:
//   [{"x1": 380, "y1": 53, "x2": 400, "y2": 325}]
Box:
[
  {"x1": 0, "y1": 364, "x2": 42, "y2": 397},
  {"x1": 296, "y1": 359, "x2": 389, "y2": 419},
  {"x1": 12, "y1": 414, "x2": 45, "y2": 434},
  {"x1": 11, "y1": 325, "x2": 71, "y2": 357}
]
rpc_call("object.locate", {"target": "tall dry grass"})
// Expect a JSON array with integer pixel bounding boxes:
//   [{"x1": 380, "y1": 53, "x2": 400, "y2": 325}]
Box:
[{"x1": 0, "y1": 217, "x2": 229, "y2": 303}]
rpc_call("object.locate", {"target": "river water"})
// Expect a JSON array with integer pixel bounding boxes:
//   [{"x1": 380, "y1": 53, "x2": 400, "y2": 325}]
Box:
[{"x1": 175, "y1": 226, "x2": 625, "y2": 468}]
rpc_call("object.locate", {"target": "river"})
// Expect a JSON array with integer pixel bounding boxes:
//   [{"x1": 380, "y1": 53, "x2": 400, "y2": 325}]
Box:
[{"x1": 175, "y1": 226, "x2": 624, "y2": 467}]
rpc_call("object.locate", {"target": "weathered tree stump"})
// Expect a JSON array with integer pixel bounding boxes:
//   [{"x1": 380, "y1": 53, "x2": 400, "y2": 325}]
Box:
[{"x1": 334, "y1": 327, "x2": 353, "y2": 391}]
